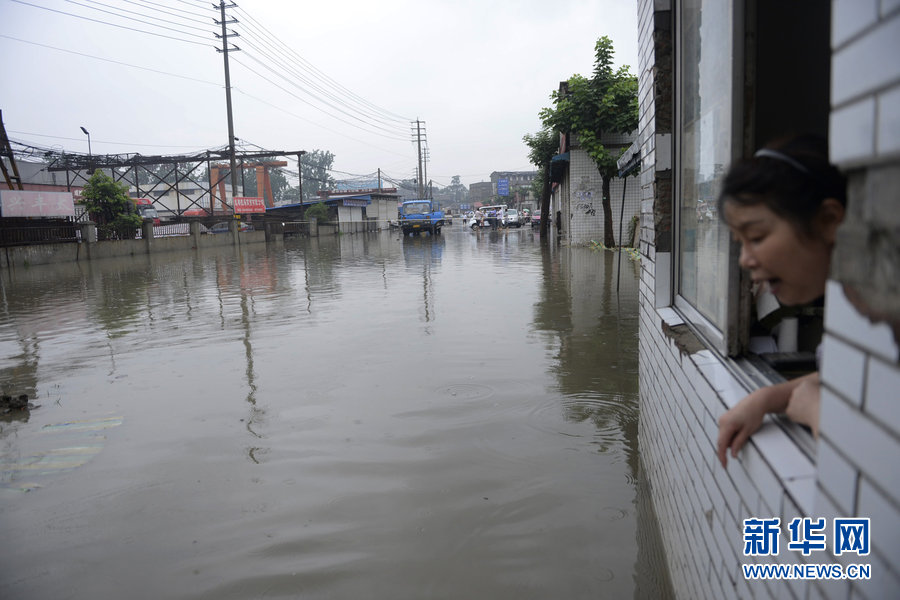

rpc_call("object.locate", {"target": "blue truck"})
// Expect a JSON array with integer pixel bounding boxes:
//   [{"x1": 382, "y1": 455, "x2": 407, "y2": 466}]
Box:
[{"x1": 399, "y1": 199, "x2": 444, "y2": 236}]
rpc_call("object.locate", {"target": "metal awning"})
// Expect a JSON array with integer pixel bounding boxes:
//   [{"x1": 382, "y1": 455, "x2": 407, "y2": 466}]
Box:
[
  {"x1": 617, "y1": 142, "x2": 641, "y2": 177},
  {"x1": 550, "y1": 152, "x2": 570, "y2": 184}
]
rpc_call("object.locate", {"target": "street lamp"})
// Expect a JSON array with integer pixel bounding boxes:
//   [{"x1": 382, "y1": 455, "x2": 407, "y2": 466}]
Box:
[{"x1": 80, "y1": 126, "x2": 92, "y2": 156}]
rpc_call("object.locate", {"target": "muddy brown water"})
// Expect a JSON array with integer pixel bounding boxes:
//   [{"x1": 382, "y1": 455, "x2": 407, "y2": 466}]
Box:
[{"x1": 0, "y1": 227, "x2": 671, "y2": 599}]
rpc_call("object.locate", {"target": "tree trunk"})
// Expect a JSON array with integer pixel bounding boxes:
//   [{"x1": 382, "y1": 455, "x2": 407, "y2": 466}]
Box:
[
  {"x1": 602, "y1": 176, "x2": 615, "y2": 247},
  {"x1": 539, "y1": 172, "x2": 551, "y2": 238}
]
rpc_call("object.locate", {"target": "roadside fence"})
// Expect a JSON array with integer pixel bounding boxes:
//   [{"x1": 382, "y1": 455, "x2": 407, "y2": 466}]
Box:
[{"x1": 0, "y1": 223, "x2": 79, "y2": 246}]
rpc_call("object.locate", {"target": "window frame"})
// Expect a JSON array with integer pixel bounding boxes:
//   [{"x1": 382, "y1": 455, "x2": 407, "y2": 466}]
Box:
[
  {"x1": 670, "y1": 0, "x2": 823, "y2": 461},
  {"x1": 672, "y1": 0, "x2": 748, "y2": 358}
]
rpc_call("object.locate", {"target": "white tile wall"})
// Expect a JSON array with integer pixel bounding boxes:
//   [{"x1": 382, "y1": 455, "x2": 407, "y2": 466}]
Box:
[
  {"x1": 824, "y1": 281, "x2": 898, "y2": 362},
  {"x1": 865, "y1": 356, "x2": 900, "y2": 434},
  {"x1": 856, "y1": 479, "x2": 900, "y2": 560},
  {"x1": 830, "y1": 99, "x2": 877, "y2": 164},
  {"x1": 819, "y1": 388, "x2": 900, "y2": 500},
  {"x1": 820, "y1": 334, "x2": 867, "y2": 405},
  {"x1": 816, "y1": 439, "x2": 859, "y2": 513},
  {"x1": 876, "y1": 84, "x2": 900, "y2": 154},
  {"x1": 883, "y1": 0, "x2": 900, "y2": 15},
  {"x1": 831, "y1": 15, "x2": 900, "y2": 106},
  {"x1": 631, "y1": 3, "x2": 900, "y2": 599},
  {"x1": 832, "y1": 0, "x2": 880, "y2": 47},
  {"x1": 852, "y1": 551, "x2": 900, "y2": 600}
]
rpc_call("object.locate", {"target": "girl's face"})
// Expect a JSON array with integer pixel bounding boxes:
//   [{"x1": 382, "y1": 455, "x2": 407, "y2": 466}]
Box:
[{"x1": 724, "y1": 199, "x2": 840, "y2": 306}]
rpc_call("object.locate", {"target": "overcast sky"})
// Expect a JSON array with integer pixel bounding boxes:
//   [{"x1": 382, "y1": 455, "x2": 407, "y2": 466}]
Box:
[{"x1": 0, "y1": 0, "x2": 638, "y2": 189}]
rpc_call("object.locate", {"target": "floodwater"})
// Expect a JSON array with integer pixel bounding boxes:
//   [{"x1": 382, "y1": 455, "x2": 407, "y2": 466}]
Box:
[{"x1": 0, "y1": 226, "x2": 672, "y2": 599}]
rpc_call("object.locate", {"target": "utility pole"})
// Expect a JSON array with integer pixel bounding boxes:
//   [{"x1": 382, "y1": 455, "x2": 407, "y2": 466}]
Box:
[
  {"x1": 215, "y1": 1, "x2": 241, "y2": 205},
  {"x1": 423, "y1": 146, "x2": 430, "y2": 198},
  {"x1": 414, "y1": 120, "x2": 424, "y2": 199},
  {"x1": 297, "y1": 152, "x2": 305, "y2": 202}
]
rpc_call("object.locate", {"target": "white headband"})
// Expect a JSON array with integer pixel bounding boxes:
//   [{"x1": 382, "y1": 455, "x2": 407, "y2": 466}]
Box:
[{"x1": 754, "y1": 148, "x2": 810, "y2": 174}]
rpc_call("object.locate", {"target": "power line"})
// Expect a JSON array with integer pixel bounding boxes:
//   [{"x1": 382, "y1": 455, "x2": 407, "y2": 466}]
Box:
[
  {"x1": 230, "y1": 87, "x2": 410, "y2": 159},
  {"x1": 236, "y1": 37, "x2": 408, "y2": 137},
  {"x1": 10, "y1": 0, "x2": 212, "y2": 47},
  {"x1": 9, "y1": 130, "x2": 219, "y2": 151},
  {"x1": 66, "y1": 0, "x2": 213, "y2": 33},
  {"x1": 232, "y1": 5, "x2": 411, "y2": 124},
  {"x1": 0, "y1": 34, "x2": 221, "y2": 86},
  {"x1": 234, "y1": 32, "x2": 409, "y2": 132},
  {"x1": 231, "y1": 54, "x2": 409, "y2": 143},
  {"x1": 132, "y1": 0, "x2": 213, "y2": 22}
]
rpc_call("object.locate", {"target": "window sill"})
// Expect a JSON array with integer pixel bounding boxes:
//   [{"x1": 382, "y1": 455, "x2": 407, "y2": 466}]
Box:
[{"x1": 657, "y1": 305, "x2": 818, "y2": 515}]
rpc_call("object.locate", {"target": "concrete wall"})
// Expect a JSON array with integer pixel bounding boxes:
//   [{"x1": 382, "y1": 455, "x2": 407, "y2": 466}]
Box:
[
  {"x1": 1, "y1": 230, "x2": 268, "y2": 269},
  {"x1": 635, "y1": 1, "x2": 899, "y2": 599}
]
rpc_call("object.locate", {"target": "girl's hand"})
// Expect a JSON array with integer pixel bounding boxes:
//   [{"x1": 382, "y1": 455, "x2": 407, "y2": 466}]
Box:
[
  {"x1": 716, "y1": 373, "x2": 818, "y2": 467},
  {"x1": 717, "y1": 387, "x2": 779, "y2": 467}
]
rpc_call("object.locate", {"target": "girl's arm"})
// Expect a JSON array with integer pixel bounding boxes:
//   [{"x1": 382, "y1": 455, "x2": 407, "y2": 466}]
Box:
[{"x1": 716, "y1": 372, "x2": 819, "y2": 467}]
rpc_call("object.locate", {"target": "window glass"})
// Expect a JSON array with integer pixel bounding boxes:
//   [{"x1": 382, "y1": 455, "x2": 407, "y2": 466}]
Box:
[{"x1": 678, "y1": 0, "x2": 735, "y2": 332}]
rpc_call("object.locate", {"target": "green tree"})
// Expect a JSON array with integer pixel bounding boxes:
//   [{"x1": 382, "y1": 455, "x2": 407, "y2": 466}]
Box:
[
  {"x1": 447, "y1": 175, "x2": 468, "y2": 207},
  {"x1": 81, "y1": 169, "x2": 143, "y2": 238},
  {"x1": 300, "y1": 150, "x2": 335, "y2": 202},
  {"x1": 304, "y1": 201, "x2": 330, "y2": 222},
  {"x1": 523, "y1": 127, "x2": 559, "y2": 237},
  {"x1": 539, "y1": 36, "x2": 638, "y2": 246}
]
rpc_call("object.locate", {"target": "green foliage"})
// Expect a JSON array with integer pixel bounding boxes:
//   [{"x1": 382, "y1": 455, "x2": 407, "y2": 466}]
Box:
[
  {"x1": 538, "y1": 36, "x2": 638, "y2": 246},
  {"x1": 301, "y1": 150, "x2": 336, "y2": 202},
  {"x1": 523, "y1": 127, "x2": 558, "y2": 170},
  {"x1": 305, "y1": 201, "x2": 330, "y2": 222},
  {"x1": 540, "y1": 36, "x2": 637, "y2": 175},
  {"x1": 81, "y1": 170, "x2": 143, "y2": 238},
  {"x1": 523, "y1": 127, "x2": 558, "y2": 236}
]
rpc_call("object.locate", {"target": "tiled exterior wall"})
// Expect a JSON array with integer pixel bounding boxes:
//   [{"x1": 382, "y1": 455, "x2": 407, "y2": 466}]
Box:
[
  {"x1": 636, "y1": 1, "x2": 899, "y2": 599},
  {"x1": 560, "y1": 148, "x2": 641, "y2": 247},
  {"x1": 818, "y1": 1, "x2": 900, "y2": 598}
]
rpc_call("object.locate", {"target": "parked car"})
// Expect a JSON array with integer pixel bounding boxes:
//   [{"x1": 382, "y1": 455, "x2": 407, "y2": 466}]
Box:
[
  {"x1": 505, "y1": 209, "x2": 522, "y2": 228},
  {"x1": 207, "y1": 222, "x2": 230, "y2": 234},
  {"x1": 206, "y1": 221, "x2": 252, "y2": 234},
  {"x1": 531, "y1": 213, "x2": 541, "y2": 228}
]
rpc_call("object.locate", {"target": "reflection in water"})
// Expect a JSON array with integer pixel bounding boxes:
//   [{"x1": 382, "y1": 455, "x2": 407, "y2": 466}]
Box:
[
  {"x1": 0, "y1": 231, "x2": 671, "y2": 599},
  {"x1": 535, "y1": 245, "x2": 672, "y2": 598},
  {"x1": 402, "y1": 236, "x2": 444, "y2": 328}
]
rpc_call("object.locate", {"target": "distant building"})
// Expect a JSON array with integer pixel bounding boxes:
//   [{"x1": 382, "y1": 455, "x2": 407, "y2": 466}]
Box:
[
  {"x1": 468, "y1": 181, "x2": 493, "y2": 206},
  {"x1": 489, "y1": 170, "x2": 538, "y2": 209},
  {"x1": 489, "y1": 170, "x2": 536, "y2": 188}
]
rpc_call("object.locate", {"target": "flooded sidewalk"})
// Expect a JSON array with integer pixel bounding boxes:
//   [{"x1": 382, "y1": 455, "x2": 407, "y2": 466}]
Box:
[{"x1": 0, "y1": 228, "x2": 671, "y2": 599}]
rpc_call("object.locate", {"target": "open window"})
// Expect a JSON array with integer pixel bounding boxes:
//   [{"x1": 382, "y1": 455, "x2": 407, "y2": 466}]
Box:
[{"x1": 674, "y1": 0, "x2": 832, "y2": 380}]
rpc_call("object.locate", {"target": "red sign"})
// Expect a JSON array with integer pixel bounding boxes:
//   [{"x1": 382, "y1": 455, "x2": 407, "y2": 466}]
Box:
[
  {"x1": 233, "y1": 197, "x2": 266, "y2": 214},
  {"x1": 0, "y1": 190, "x2": 76, "y2": 217}
]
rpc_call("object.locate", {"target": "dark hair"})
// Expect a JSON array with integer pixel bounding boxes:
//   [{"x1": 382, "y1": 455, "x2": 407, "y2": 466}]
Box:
[{"x1": 718, "y1": 134, "x2": 847, "y2": 236}]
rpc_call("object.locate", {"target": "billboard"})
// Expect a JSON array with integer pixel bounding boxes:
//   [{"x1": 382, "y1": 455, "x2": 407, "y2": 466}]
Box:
[
  {"x1": 233, "y1": 196, "x2": 266, "y2": 213},
  {"x1": 0, "y1": 190, "x2": 76, "y2": 218}
]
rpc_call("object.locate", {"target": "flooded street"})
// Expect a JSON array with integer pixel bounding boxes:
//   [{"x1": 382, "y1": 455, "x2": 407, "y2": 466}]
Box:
[{"x1": 0, "y1": 227, "x2": 670, "y2": 599}]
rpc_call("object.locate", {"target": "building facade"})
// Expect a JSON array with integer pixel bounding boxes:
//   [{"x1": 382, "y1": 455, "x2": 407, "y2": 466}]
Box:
[
  {"x1": 468, "y1": 181, "x2": 494, "y2": 206},
  {"x1": 635, "y1": 1, "x2": 899, "y2": 599},
  {"x1": 550, "y1": 131, "x2": 640, "y2": 246}
]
